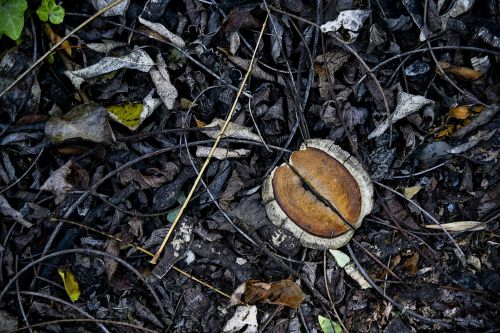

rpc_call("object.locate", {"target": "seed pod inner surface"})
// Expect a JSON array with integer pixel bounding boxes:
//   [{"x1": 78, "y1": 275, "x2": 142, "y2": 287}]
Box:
[{"x1": 272, "y1": 147, "x2": 361, "y2": 237}]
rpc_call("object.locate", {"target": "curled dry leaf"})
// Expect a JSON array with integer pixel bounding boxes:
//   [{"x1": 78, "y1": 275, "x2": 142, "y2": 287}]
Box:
[
  {"x1": 45, "y1": 104, "x2": 115, "y2": 143},
  {"x1": 40, "y1": 160, "x2": 89, "y2": 204},
  {"x1": 86, "y1": 40, "x2": 128, "y2": 53},
  {"x1": 321, "y1": 10, "x2": 371, "y2": 43},
  {"x1": 57, "y1": 267, "x2": 81, "y2": 302},
  {"x1": 0, "y1": 195, "x2": 32, "y2": 228},
  {"x1": 226, "y1": 54, "x2": 276, "y2": 82},
  {"x1": 65, "y1": 49, "x2": 154, "y2": 89},
  {"x1": 149, "y1": 53, "x2": 178, "y2": 109},
  {"x1": 203, "y1": 118, "x2": 262, "y2": 142},
  {"x1": 107, "y1": 90, "x2": 162, "y2": 131},
  {"x1": 91, "y1": 0, "x2": 130, "y2": 17},
  {"x1": 368, "y1": 92, "x2": 434, "y2": 140},
  {"x1": 196, "y1": 146, "x2": 251, "y2": 160},
  {"x1": 223, "y1": 305, "x2": 258, "y2": 333},
  {"x1": 139, "y1": 16, "x2": 185, "y2": 48},
  {"x1": 262, "y1": 139, "x2": 373, "y2": 250},
  {"x1": 424, "y1": 221, "x2": 486, "y2": 232},
  {"x1": 329, "y1": 249, "x2": 371, "y2": 289},
  {"x1": 232, "y1": 279, "x2": 305, "y2": 308},
  {"x1": 437, "y1": 61, "x2": 483, "y2": 81}
]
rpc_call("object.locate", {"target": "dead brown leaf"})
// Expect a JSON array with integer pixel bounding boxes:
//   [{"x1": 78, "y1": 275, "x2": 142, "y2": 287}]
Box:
[
  {"x1": 242, "y1": 279, "x2": 305, "y2": 308},
  {"x1": 437, "y1": 61, "x2": 483, "y2": 81}
]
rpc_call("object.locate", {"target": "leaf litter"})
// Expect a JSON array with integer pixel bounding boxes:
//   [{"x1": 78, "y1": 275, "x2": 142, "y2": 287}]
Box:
[{"x1": 0, "y1": 0, "x2": 499, "y2": 332}]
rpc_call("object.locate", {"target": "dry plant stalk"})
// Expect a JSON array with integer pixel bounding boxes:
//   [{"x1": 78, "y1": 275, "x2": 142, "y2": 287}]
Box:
[{"x1": 150, "y1": 15, "x2": 270, "y2": 264}]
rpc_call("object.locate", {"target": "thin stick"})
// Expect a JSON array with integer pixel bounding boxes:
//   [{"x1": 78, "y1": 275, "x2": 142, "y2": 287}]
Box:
[
  {"x1": 0, "y1": 0, "x2": 125, "y2": 99},
  {"x1": 150, "y1": 14, "x2": 270, "y2": 264}
]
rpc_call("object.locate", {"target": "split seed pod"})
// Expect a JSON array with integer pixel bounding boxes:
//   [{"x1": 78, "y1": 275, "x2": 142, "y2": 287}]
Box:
[{"x1": 262, "y1": 139, "x2": 373, "y2": 250}]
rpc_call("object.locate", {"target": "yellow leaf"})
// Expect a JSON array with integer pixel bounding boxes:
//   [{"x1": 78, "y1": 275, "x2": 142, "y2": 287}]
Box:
[
  {"x1": 448, "y1": 105, "x2": 471, "y2": 120},
  {"x1": 179, "y1": 98, "x2": 197, "y2": 110},
  {"x1": 437, "y1": 61, "x2": 482, "y2": 81},
  {"x1": 107, "y1": 103, "x2": 144, "y2": 131},
  {"x1": 43, "y1": 23, "x2": 72, "y2": 57},
  {"x1": 194, "y1": 117, "x2": 207, "y2": 128},
  {"x1": 403, "y1": 185, "x2": 421, "y2": 199},
  {"x1": 57, "y1": 267, "x2": 81, "y2": 302}
]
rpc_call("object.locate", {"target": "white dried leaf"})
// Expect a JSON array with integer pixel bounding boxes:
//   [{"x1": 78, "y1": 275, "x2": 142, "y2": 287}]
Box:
[
  {"x1": 329, "y1": 249, "x2": 350, "y2": 268},
  {"x1": 40, "y1": 161, "x2": 89, "y2": 204},
  {"x1": 440, "y1": 0, "x2": 475, "y2": 30},
  {"x1": 203, "y1": 118, "x2": 262, "y2": 142},
  {"x1": 368, "y1": 92, "x2": 434, "y2": 139},
  {"x1": 65, "y1": 49, "x2": 154, "y2": 89},
  {"x1": 321, "y1": 10, "x2": 370, "y2": 42},
  {"x1": 450, "y1": 129, "x2": 497, "y2": 154},
  {"x1": 471, "y1": 56, "x2": 490, "y2": 75},
  {"x1": 344, "y1": 262, "x2": 371, "y2": 289},
  {"x1": 0, "y1": 195, "x2": 32, "y2": 228},
  {"x1": 139, "y1": 16, "x2": 185, "y2": 48},
  {"x1": 86, "y1": 41, "x2": 127, "y2": 53},
  {"x1": 196, "y1": 146, "x2": 250, "y2": 160},
  {"x1": 45, "y1": 104, "x2": 115, "y2": 143},
  {"x1": 424, "y1": 221, "x2": 486, "y2": 232},
  {"x1": 149, "y1": 54, "x2": 178, "y2": 109},
  {"x1": 223, "y1": 305, "x2": 258, "y2": 333},
  {"x1": 91, "y1": 0, "x2": 130, "y2": 17}
]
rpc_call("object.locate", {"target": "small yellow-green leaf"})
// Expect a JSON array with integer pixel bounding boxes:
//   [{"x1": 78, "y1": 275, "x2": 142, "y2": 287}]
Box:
[
  {"x1": 167, "y1": 191, "x2": 186, "y2": 223},
  {"x1": 57, "y1": 267, "x2": 80, "y2": 302},
  {"x1": 403, "y1": 185, "x2": 421, "y2": 200},
  {"x1": 107, "y1": 103, "x2": 144, "y2": 131},
  {"x1": 318, "y1": 315, "x2": 342, "y2": 333}
]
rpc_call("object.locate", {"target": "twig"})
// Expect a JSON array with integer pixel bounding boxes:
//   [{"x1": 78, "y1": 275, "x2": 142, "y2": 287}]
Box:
[{"x1": 150, "y1": 14, "x2": 270, "y2": 264}]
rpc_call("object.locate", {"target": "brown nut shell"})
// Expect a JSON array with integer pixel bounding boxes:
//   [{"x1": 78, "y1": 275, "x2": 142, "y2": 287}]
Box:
[{"x1": 262, "y1": 139, "x2": 373, "y2": 250}]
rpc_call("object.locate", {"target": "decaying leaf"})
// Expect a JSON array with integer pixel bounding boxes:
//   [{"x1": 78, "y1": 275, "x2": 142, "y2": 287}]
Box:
[
  {"x1": 40, "y1": 160, "x2": 89, "y2": 204},
  {"x1": 232, "y1": 279, "x2": 305, "y2": 308},
  {"x1": 118, "y1": 168, "x2": 167, "y2": 189},
  {"x1": 424, "y1": 221, "x2": 486, "y2": 232},
  {"x1": 321, "y1": 10, "x2": 371, "y2": 43},
  {"x1": 104, "y1": 239, "x2": 119, "y2": 281},
  {"x1": 437, "y1": 61, "x2": 482, "y2": 81},
  {"x1": 43, "y1": 23, "x2": 71, "y2": 57},
  {"x1": 139, "y1": 16, "x2": 185, "y2": 48},
  {"x1": 318, "y1": 315, "x2": 342, "y2": 333},
  {"x1": 91, "y1": 0, "x2": 130, "y2": 17},
  {"x1": 329, "y1": 249, "x2": 371, "y2": 289},
  {"x1": 196, "y1": 146, "x2": 251, "y2": 160},
  {"x1": 149, "y1": 53, "x2": 178, "y2": 109},
  {"x1": 223, "y1": 305, "x2": 258, "y2": 333},
  {"x1": 448, "y1": 105, "x2": 471, "y2": 120},
  {"x1": 203, "y1": 118, "x2": 262, "y2": 142},
  {"x1": 86, "y1": 40, "x2": 128, "y2": 53},
  {"x1": 403, "y1": 185, "x2": 421, "y2": 200},
  {"x1": 107, "y1": 90, "x2": 162, "y2": 131},
  {"x1": 368, "y1": 92, "x2": 434, "y2": 139},
  {"x1": 0, "y1": 309, "x2": 18, "y2": 332},
  {"x1": 65, "y1": 49, "x2": 154, "y2": 89},
  {"x1": 0, "y1": 195, "x2": 32, "y2": 228},
  {"x1": 226, "y1": 54, "x2": 276, "y2": 82},
  {"x1": 45, "y1": 104, "x2": 115, "y2": 143},
  {"x1": 57, "y1": 267, "x2": 81, "y2": 302}
]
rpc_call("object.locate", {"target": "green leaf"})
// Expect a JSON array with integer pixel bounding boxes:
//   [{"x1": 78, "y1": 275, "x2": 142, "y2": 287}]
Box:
[
  {"x1": 36, "y1": 0, "x2": 65, "y2": 24},
  {"x1": 0, "y1": 0, "x2": 28, "y2": 40},
  {"x1": 167, "y1": 192, "x2": 186, "y2": 223},
  {"x1": 318, "y1": 315, "x2": 342, "y2": 333}
]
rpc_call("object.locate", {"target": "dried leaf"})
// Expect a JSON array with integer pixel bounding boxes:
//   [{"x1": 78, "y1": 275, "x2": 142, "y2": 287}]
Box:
[
  {"x1": 45, "y1": 104, "x2": 115, "y2": 143},
  {"x1": 0, "y1": 309, "x2": 18, "y2": 332},
  {"x1": 437, "y1": 61, "x2": 482, "y2": 81},
  {"x1": 329, "y1": 249, "x2": 350, "y2": 268},
  {"x1": 403, "y1": 185, "x2": 421, "y2": 199},
  {"x1": 368, "y1": 92, "x2": 434, "y2": 139},
  {"x1": 329, "y1": 249, "x2": 371, "y2": 289},
  {"x1": 424, "y1": 221, "x2": 486, "y2": 232},
  {"x1": 318, "y1": 315, "x2": 342, "y2": 333},
  {"x1": 104, "y1": 239, "x2": 119, "y2": 281},
  {"x1": 107, "y1": 90, "x2": 161, "y2": 131},
  {"x1": 223, "y1": 305, "x2": 258, "y2": 333},
  {"x1": 91, "y1": 0, "x2": 129, "y2": 17},
  {"x1": 86, "y1": 40, "x2": 127, "y2": 53},
  {"x1": 43, "y1": 23, "x2": 71, "y2": 57},
  {"x1": 321, "y1": 10, "x2": 371, "y2": 43},
  {"x1": 138, "y1": 16, "x2": 185, "y2": 48},
  {"x1": 118, "y1": 168, "x2": 167, "y2": 189},
  {"x1": 40, "y1": 161, "x2": 89, "y2": 204},
  {"x1": 203, "y1": 118, "x2": 261, "y2": 142},
  {"x1": 0, "y1": 195, "x2": 32, "y2": 228},
  {"x1": 65, "y1": 49, "x2": 154, "y2": 89},
  {"x1": 241, "y1": 279, "x2": 305, "y2": 308},
  {"x1": 196, "y1": 146, "x2": 250, "y2": 160},
  {"x1": 226, "y1": 54, "x2": 276, "y2": 82},
  {"x1": 57, "y1": 267, "x2": 81, "y2": 302},
  {"x1": 448, "y1": 105, "x2": 471, "y2": 120},
  {"x1": 149, "y1": 53, "x2": 178, "y2": 109},
  {"x1": 451, "y1": 129, "x2": 497, "y2": 154}
]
